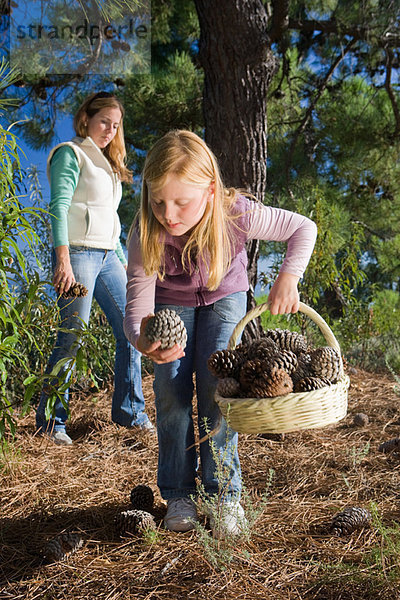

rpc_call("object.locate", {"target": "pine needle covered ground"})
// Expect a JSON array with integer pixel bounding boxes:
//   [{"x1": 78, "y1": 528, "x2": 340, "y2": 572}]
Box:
[{"x1": 1, "y1": 368, "x2": 400, "y2": 600}]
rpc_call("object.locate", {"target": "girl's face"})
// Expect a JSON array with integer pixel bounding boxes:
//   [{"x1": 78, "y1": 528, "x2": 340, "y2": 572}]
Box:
[
  {"x1": 149, "y1": 174, "x2": 213, "y2": 236},
  {"x1": 86, "y1": 106, "x2": 122, "y2": 148}
]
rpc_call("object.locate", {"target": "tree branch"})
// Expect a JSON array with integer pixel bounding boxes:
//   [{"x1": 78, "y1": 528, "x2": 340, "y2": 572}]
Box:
[
  {"x1": 384, "y1": 47, "x2": 400, "y2": 138},
  {"x1": 268, "y1": 0, "x2": 290, "y2": 42},
  {"x1": 284, "y1": 38, "x2": 356, "y2": 195}
]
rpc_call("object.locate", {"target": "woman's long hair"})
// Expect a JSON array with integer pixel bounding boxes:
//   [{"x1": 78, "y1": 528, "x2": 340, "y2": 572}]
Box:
[
  {"x1": 74, "y1": 92, "x2": 132, "y2": 182},
  {"x1": 134, "y1": 130, "x2": 243, "y2": 291}
]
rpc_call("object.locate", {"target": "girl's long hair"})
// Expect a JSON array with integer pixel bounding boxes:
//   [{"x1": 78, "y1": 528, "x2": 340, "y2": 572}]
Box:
[
  {"x1": 134, "y1": 130, "x2": 242, "y2": 291},
  {"x1": 74, "y1": 92, "x2": 132, "y2": 182}
]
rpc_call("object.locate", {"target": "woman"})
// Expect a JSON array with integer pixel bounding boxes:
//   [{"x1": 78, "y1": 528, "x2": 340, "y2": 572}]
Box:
[{"x1": 36, "y1": 91, "x2": 152, "y2": 446}]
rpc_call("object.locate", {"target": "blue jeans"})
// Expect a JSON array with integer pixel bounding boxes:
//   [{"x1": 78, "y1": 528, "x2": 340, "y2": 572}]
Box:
[
  {"x1": 153, "y1": 291, "x2": 247, "y2": 501},
  {"x1": 36, "y1": 247, "x2": 150, "y2": 433}
]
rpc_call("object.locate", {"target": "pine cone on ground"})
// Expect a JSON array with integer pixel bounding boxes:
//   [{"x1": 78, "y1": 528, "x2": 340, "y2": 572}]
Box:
[
  {"x1": 145, "y1": 308, "x2": 187, "y2": 349},
  {"x1": 309, "y1": 347, "x2": 341, "y2": 383},
  {"x1": 130, "y1": 484, "x2": 154, "y2": 512},
  {"x1": 217, "y1": 377, "x2": 242, "y2": 398},
  {"x1": 43, "y1": 532, "x2": 83, "y2": 563},
  {"x1": 330, "y1": 507, "x2": 372, "y2": 536},
  {"x1": 265, "y1": 329, "x2": 308, "y2": 355},
  {"x1": 378, "y1": 438, "x2": 400, "y2": 454},
  {"x1": 294, "y1": 376, "x2": 331, "y2": 392},
  {"x1": 115, "y1": 509, "x2": 156, "y2": 536},
  {"x1": 207, "y1": 349, "x2": 243, "y2": 379},
  {"x1": 353, "y1": 413, "x2": 369, "y2": 427},
  {"x1": 61, "y1": 282, "x2": 88, "y2": 299}
]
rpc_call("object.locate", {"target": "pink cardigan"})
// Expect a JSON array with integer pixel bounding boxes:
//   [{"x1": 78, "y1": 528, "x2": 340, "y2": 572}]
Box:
[{"x1": 124, "y1": 196, "x2": 317, "y2": 346}]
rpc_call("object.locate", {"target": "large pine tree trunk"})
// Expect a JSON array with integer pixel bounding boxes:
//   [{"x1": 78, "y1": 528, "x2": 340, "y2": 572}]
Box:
[{"x1": 194, "y1": 0, "x2": 278, "y2": 341}]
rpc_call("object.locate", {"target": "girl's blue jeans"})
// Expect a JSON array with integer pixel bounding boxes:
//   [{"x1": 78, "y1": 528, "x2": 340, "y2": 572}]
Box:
[
  {"x1": 153, "y1": 291, "x2": 247, "y2": 501},
  {"x1": 36, "y1": 247, "x2": 150, "y2": 433}
]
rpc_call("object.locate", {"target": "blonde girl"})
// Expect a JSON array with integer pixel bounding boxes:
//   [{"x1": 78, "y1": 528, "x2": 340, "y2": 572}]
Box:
[{"x1": 124, "y1": 130, "x2": 317, "y2": 535}]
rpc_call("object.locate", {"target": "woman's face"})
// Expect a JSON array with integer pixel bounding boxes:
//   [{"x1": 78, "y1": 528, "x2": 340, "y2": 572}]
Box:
[
  {"x1": 86, "y1": 106, "x2": 122, "y2": 149},
  {"x1": 149, "y1": 174, "x2": 213, "y2": 236}
]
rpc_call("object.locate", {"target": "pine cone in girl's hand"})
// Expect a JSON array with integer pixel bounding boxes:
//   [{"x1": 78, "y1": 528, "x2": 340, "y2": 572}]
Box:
[
  {"x1": 61, "y1": 282, "x2": 88, "y2": 298},
  {"x1": 145, "y1": 308, "x2": 187, "y2": 349}
]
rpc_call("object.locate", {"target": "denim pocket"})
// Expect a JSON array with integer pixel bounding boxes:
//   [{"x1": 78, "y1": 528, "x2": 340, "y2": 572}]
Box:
[{"x1": 211, "y1": 291, "x2": 246, "y2": 323}]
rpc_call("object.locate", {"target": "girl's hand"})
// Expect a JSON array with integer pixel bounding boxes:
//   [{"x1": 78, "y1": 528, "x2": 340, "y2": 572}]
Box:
[
  {"x1": 267, "y1": 272, "x2": 300, "y2": 315},
  {"x1": 136, "y1": 315, "x2": 186, "y2": 364},
  {"x1": 53, "y1": 245, "x2": 75, "y2": 295}
]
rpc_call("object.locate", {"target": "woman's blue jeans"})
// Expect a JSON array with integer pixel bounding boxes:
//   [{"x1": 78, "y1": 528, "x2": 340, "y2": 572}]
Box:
[
  {"x1": 153, "y1": 291, "x2": 247, "y2": 501},
  {"x1": 36, "y1": 247, "x2": 149, "y2": 433}
]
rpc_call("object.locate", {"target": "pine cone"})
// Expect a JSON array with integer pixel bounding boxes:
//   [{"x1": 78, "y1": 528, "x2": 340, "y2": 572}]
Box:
[
  {"x1": 43, "y1": 532, "x2": 83, "y2": 563},
  {"x1": 353, "y1": 413, "x2": 369, "y2": 427},
  {"x1": 294, "y1": 376, "x2": 331, "y2": 392},
  {"x1": 269, "y1": 350, "x2": 298, "y2": 375},
  {"x1": 247, "y1": 337, "x2": 279, "y2": 360},
  {"x1": 61, "y1": 282, "x2": 88, "y2": 299},
  {"x1": 330, "y1": 507, "x2": 372, "y2": 536},
  {"x1": 145, "y1": 308, "x2": 187, "y2": 349},
  {"x1": 249, "y1": 367, "x2": 293, "y2": 398},
  {"x1": 239, "y1": 358, "x2": 265, "y2": 391},
  {"x1": 265, "y1": 329, "x2": 308, "y2": 355},
  {"x1": 292, "y1": 352, "x2": 313, "y2": 383},
  {"x1": 234, "y1": 342, "x2": 251, "y2": 360},
  {"x1": 207, "y1": 349, "x2": 243, "y2": 379},
  {"x1": 309, "y1": 347, "x2": 341, "y2": 383},
  {"x1": 378, "y1": 438, "x2": 400, "y2": 454},
  {"x1": 217, "y1": 377, "x2": 242, "y2": 398},
  {"x1": 130, "y1": 484, "x2": 154, "y2": 512},
  {"x1": 115, "y1": 509, "x2": 156, "y2": 536}
]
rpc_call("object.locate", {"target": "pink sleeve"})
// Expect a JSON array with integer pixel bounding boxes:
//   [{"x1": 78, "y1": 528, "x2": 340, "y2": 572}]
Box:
[
  {"x1": 246, "y1": 204, "x2": 317, "y2": 278},
  {"x1": 123, "y1": 229, "x2": 157, "y2": 348}
]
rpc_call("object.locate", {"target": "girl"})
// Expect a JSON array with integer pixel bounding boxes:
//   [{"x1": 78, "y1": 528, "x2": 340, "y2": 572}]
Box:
[
  {"x1": 36, "y1": 91, "x2": 152, "y2": 446},
  {"x1": 124, "y1": 130, "x2": 317, "y2": 536}
]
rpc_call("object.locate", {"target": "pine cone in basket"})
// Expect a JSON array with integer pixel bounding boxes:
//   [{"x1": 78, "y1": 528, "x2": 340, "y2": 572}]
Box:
[
  {"x1": 145, "y1": 308, "x2": 187, "y2": 349},
  {"x1": 330, "y1": 507, "x2": 372, "y2": 536},
  {"x1": 309, "y1": 346, "x2": 341, "y2": 383},
  {"x1": 248, "y1": 367, "x2": 293, "y2": 398},
  {"x1": 269, "y1": 350, "x2": 298, "y2": 375},
  {"x1": 291, "y1": 352, "x2": 313, "y2": 383},
  {"x1": 208, "y1": 349, "x2": 243, "y2": 379},
  {"x1": 265, "y1": 328, "x2": 308, "y2": 355},
  {"x1": 217, "y1": 377, "x2": 242, "y2": 398},
  {"x1": 43, "y1": 532, "x2": 83, "y2": 563},
  {"x1": 130, "y1": 484, "x2": 154, "y2": 512},
  {"x1": 61, "y1": 282, "x2": 88, "y2": 299},
  {"x1": 115, "y1": 509, "x2": 156, "y2": 536},
  {"x1": 378, "y1": 438, "x2": 400, "y2": 454},
  {"x1": 294, "y1": 376, "x2": 332, "y2": 392},
  {"x1": 247, "y1": 337, "x2": 279, "y2": 360},
  {"x1": 239, "y1": 358, "x2": 265, "y2": 391}
]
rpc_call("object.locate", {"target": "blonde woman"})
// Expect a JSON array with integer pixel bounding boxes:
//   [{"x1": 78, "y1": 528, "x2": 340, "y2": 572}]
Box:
[
  {"x1": 124, "y1": 130, "x2": 317, "y2": 536},
  {"x1": 36, "y1": 92, "x2": 152, "y2": 446}
]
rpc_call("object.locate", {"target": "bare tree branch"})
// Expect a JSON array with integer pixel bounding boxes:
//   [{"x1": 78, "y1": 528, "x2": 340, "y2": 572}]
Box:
[{"x1": 268, "y1": 0, "x2": 290, "y2": 42}]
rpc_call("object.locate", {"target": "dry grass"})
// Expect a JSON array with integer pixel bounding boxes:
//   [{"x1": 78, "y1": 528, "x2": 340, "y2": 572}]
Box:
[{"x1": 1, "y1": 368, "x2": 400, "y2": 599}]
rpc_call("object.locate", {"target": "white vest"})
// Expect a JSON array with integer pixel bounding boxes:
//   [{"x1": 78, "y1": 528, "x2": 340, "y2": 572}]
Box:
[{"x1": 47, "y1": 136, "x2": 123, "y2": 249}]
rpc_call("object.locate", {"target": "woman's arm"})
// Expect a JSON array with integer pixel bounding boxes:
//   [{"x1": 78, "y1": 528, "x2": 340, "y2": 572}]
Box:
[{"x1": 49, "y1": 147, "x2": 80, "y2": 294}]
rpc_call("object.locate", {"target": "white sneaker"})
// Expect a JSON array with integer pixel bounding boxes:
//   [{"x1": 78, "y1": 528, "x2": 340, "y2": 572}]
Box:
[
  {"x1": 164, "y1": 498, "x2": 198, "y2": 532},
  {"x1": 51, "y1": 431, "x2": 73, "y2": 446},
  {"x1": 208, "y1": 502, "x2": 247, "y2": 539}
]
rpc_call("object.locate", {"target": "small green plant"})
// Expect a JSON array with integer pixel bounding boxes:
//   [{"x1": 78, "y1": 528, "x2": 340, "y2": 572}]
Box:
[
  {"x1": 192, "y1": 416, "x2": 273, "y2": 570},
  {"x1": 346, "y1": 441, "x2": 370, "y2": 468}
]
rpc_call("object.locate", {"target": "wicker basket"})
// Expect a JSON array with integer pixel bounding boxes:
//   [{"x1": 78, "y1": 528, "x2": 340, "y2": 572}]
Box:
[{"x1": 215, "y1": 301, "x2": 349, "y2": 434}]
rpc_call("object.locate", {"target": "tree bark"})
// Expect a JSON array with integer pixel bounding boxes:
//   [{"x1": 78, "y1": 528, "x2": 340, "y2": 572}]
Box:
[{"x1": 194, "y1": 0, "x2": 278, "y2": 341}]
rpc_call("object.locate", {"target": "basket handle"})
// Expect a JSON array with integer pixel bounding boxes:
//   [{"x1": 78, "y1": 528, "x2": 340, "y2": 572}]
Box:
[{"x1": 228, "y1": 301, "x2": 342, "y2": 358}]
